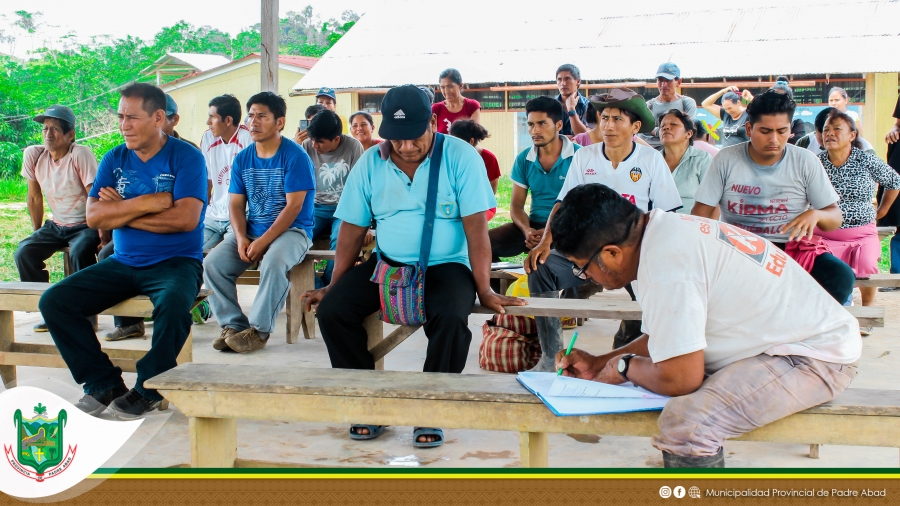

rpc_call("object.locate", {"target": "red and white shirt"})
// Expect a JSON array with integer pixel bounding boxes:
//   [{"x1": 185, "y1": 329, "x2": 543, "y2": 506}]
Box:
[
  {"x1": 200, "y1": 125, "x2": 252, "y2": 221},
  {"x1": 557, "y1": 142, "x2": 682, "y2": 213}
]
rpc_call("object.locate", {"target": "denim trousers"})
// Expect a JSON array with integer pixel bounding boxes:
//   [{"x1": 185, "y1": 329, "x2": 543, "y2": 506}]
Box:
[{"x1": 312, "y1": 204, "x2": 341, "y2": 286}]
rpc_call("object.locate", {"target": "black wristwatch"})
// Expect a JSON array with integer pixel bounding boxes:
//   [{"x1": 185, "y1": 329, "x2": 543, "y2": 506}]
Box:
[{"x1": 617, "y1": 354, "x2": 637, "y2": 381}]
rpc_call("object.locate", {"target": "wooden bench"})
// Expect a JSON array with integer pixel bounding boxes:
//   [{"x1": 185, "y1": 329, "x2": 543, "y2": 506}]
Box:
[
  {"x1": 0, "y1": 282, "x2": 211, "y2": 411},
  {"x1": 855, "y1": 273, "x2": 900, "y2": 287},
  {"x1": 145, "y1": 363, "x2": 900, "y2": 468},
  {"x1": 878, "y1": 226, "x2": 897, "y2": 241}
]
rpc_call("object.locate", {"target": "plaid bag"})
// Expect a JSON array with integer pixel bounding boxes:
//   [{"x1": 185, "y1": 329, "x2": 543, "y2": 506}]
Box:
[{"x1": 479, "y1": 314, "x2": 541, "y2": 373}]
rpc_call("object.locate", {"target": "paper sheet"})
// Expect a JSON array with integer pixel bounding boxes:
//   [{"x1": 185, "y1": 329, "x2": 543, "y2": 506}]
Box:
[
  {"x1": 516, "y1": 372, "x2": 669, "y2": 417},
  {"x1": 547, "y1": 375, "x2": 667, "y2": 399}
]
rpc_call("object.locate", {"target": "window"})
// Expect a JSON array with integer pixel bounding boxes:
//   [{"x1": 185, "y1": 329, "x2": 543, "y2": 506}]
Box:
[
  {"x1": 358, "y1": 93, "x2": 386, "y2": 113},
  {"x1": 433, "y1": 89, "x2": 506, "y2": 110}
]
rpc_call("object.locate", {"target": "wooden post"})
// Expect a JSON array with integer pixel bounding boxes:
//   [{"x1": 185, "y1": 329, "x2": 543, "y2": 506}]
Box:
[
  {"x1": 190, "y1": 417, "x2": 237, "y2": 468},
  {"x1": 260, "y1": 0, "x2": 279, "y2": 93},
  {"x1": 0, "y1": 310, "x2": 15, "y2": 389},
  {"x1": 519, "y1": 432, "x2": 549, "y2": 468},
  {"x1": 363, "y1": 313, "x2": 384, "y2": 370},
  {"x1": 809, "y1": 444, "x2": 820, "y2": 459}
]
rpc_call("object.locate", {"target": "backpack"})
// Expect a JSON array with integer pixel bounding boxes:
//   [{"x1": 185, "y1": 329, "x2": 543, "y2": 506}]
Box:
[{"x1": 479, "y1": 314, "x2": 541, "y2": 373}]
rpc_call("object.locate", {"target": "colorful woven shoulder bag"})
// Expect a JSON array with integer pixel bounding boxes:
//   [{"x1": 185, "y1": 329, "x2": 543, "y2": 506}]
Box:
[{"x1": 369, "y1": 133, "x2": 445, "y2": 326}]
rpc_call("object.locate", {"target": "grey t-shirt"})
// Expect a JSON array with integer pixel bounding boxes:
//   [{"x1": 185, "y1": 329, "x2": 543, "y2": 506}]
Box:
[
  {"x1": 694, "y1": 143, "x2": 839, "y2": 242},
  {"x1": 720, "y1": 109, "x2": 750, "y2": 147},
  {"x1": 639, "y1": 95, "x2": 698, "y2": 150},
  {"x1": 302, "y1": 135, "x2": 364, "y2": 206}
]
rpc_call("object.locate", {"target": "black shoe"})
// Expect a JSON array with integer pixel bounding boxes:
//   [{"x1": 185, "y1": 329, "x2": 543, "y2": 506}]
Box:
[
  {"x1": 107, "y1": 388, "x2": 161, "y2": 420},
  {"x1": 612, "y1": 320, "x2": 643, "y2": 349},
  {"x1": 662, "y1": 447, "x2": 725, "y2": 468},
  {"x1": 878, "y1": 286, "x2": 900, "y2": 292},
  {"x1": 75, "y1": 384, "x2": 129, "y2": 417}
]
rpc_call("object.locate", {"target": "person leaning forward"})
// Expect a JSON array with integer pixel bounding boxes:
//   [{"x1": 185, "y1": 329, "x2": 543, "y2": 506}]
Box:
[
  {"x1": 554, "y1": 184, "x2": 861, "y2": 468},
  {"x1": 302, "y1": 85, "x2": 525, "y2": 448},
  {"x1": 38, "y1": 83, "x2": 207, "y2": 421}
]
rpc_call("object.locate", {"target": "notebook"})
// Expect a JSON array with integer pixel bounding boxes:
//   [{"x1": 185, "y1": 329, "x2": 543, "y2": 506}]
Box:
[{"x1": 516, "y1": 372, "x2": 669, "y2": 416}]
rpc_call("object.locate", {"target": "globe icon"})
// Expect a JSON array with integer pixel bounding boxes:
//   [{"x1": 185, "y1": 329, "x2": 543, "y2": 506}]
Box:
[{"x1": 689, "y1": 486, "x2": 702, "y2": 499}]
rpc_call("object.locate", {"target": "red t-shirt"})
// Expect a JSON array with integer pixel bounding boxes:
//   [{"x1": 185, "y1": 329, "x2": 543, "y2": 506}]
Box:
[
  {"x1": 432, "y1": 98, "x2": 481, "y2": 134},
  {"x1": 480, "y1": 148, "x2": 500, "y2": 220}
]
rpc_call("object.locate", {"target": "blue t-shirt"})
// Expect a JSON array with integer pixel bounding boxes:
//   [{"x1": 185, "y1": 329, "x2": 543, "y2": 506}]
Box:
[
  {"x1": 229, "y1": 137, "x2": 316, "y2": 239},
  {"x1": 335, "y1": 135, "x2": 496, "y2": 268},
  {"x1": 90, "y1": 137, "x2": 207, "y2": 267}
]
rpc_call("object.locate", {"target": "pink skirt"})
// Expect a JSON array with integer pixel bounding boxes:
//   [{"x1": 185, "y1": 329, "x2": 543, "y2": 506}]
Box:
[{"x1": 814, "y1": 222, "x2": 880, "y2": 277}]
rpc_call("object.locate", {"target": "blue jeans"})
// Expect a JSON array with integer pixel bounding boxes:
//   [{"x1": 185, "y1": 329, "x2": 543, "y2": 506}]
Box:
[
  {"x1": 891, "y1": 234, "x2": 900, "y2": 274},
  {"x1": 39, "y1": 257, "x2": 203, "y2": 401},
  {"x1": 313, "y1": 204, "x2": 341, "y2": 287}
]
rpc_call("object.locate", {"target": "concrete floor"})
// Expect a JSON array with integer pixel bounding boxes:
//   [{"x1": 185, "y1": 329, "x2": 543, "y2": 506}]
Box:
[{"x1": 4, "y1": 285, "x2": 900, "y2": 469}]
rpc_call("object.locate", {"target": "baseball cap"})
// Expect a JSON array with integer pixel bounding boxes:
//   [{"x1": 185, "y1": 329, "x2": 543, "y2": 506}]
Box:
[
  {"x1": 655, "y1": 62, "x2": 681, "y2": 80},
  {"x1": 378, "y1": 85, "x2": 432, "y2": 140},
  {"x1": 33, "y1": 105, "x2": 76, "y2": 128},
  {"x1": 316, "y1": 87, "x2": 337, "y2": 101},
  {"x1": 165, "y1": 94, "x2": 178, "y2": 117}
]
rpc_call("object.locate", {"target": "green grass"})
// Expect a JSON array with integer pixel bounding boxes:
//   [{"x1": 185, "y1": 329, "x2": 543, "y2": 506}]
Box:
[
  {"x1": 0, "y1": 177, "x2": 64, "y2": 283},
  {"x1": 880, "y1": 236, "x2": 892, "y2": 273}
]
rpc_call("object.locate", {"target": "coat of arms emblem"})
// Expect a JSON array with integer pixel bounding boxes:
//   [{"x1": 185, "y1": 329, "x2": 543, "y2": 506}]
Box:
[{"x1": 4, "y1": 403, "x2": 75, "y2": 482}]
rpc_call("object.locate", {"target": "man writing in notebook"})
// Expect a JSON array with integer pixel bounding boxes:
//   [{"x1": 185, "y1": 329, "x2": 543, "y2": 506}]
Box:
[{"x1": 553, "y1": 184, "x2": 861, "y2": 468}]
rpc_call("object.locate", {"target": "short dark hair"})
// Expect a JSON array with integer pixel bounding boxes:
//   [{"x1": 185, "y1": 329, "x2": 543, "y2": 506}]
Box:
[
  {"x1": 556, "y1": 64, "x2": 581, "y2": 80},
  {"x1": 439, "y1": 68, "x2": 462, "y2": 85},
  {"x1": 775, "y1": 75, "x2": 790, "y2": 83},
  {"x1": 246, "y1": 91, "x2": 287, "y2": 119},
  {"x1": 693, "y1": 119, "x2": 708, "y2": 139},
  {"x1": 825, "y1": 110, "x2": 863, "y2": 150},
  {"x1": 829, "y1": 86, "x2": 848, "y2": 100},
  {"x1": 305, "y1": 104, "x2": 326, "y2": 120},
  {"x1": 120, "y1": 82, "x2": 166, "y2": 116},
  {"x1": 814, "y1": 107, "x2": 836, "y2": 133},
  {"x1": 722, "y1": 91, "x2": 741, "y2": 105},
  {"x1": 349, "y1": 111, "x2": 374, "y2": 127},
  {"x1": 448, "y1": 119, "x2": 489, "y2": 146},
  {"x1": 660, "y1": 109, "x2": 696, "y2": 145},
  {"x1": 551, "y1": 184, "x2": 642, "y2": 260},
  {"x1": 746, "y1": 90, "x2": 796, "y2": 125},
  {"x1": 307, "y1": 109, "x2": 342, "y2": 140},
  {"x1": 208, "y1": 94, "x2": 242, "y2": 125},
  {"x1": 419, "y1": 86, "x2": 435, "y2": 104},
  {"x1": 525, "y1": 96, "x2": 565, "y2": 125}
]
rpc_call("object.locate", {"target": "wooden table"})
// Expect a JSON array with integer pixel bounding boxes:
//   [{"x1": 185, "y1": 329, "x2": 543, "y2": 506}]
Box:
[{"x1": 146, "y1": 363, "x2": 900, "y2": 468}]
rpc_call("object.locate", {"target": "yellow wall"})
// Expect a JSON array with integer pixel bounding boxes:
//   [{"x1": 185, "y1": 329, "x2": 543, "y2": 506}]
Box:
[
  {"x1": 165, "y1": 63, "x2": 311, "y2": 144},
  {"x1": 862, "y1": 72, "x2": 899, "y2": 161}
]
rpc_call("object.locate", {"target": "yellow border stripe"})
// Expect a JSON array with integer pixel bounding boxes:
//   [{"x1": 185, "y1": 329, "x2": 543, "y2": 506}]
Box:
[{"x1": 91, "y1": 473, "x2": 900, "y2": 480}]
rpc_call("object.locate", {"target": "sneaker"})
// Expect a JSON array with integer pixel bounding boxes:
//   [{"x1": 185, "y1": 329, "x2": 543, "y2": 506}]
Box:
[
  {"x1": 860, "y1": 326, "x2": 873, "y2": 337},
  {"x1": 104, "y1": 322, "x2": 145, "y2": 341},
  {"x1": 212, "y1": 327, "x2": 240, "y2": 351},
  {"x1": 878, "y1": 286, "x2": 900, "y2": 292},
  {"x1": 224, "y1": 327, "x2": 268, "y2": 353},
  {"x1": 107, "y1": 388, "x2": 161, "y2": 420},
  {"x1": 191, "y1": 300, "x2": 211, "y2": 324},
  {"x1": 33, "y1": 321, "x2": 48, "y2": 332},
  {"x1": 560, "y1": 317, "x2": 578, "y2": 330},
  {"x1": 75, "y1": 384, "x2": 129, "y2": 417}
]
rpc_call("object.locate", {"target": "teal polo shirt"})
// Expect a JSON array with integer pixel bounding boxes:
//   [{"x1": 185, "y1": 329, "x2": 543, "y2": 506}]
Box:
[
  {"x1": 335, "y1": 135, "x2": 495, "y2": 268},
  {"x1": 510, "y1": 135, "x2": 579, "y2": 223}
]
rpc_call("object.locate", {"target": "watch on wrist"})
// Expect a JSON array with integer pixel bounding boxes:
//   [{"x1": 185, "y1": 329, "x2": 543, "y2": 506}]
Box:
[
  {"x1": 567, "y1": 109, "x2": 577, "y2": 117},
  {"x1": 617, "y1": 354, "x2": 637, "y2": 381}
]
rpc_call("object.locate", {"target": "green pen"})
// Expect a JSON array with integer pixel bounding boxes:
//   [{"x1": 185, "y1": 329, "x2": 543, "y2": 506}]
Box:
[{"x1": 557, "y1": 332, "x2": 579, "y2": 376}]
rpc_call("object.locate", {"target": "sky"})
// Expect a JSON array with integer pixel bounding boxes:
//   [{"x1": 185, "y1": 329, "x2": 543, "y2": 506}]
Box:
[{"x1": 0, "y1": 0, "x2": 374, "y2": 58}]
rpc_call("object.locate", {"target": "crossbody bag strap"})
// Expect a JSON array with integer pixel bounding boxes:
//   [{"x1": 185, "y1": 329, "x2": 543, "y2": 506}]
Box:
[{"x1": 418, "y1": 133, "x2": 445, "y2": 270}]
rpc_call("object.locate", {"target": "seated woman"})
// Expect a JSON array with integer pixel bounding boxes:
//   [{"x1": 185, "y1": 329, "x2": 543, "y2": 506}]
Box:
[
  {"x1": 448, "y1": 119, "x2": 500, "y2": 220},
  {"x1": 349, "y1": 111, "x2": 382, "y2": 151},
  {"x1": 815, "y1": 110, "x2": 900, "y2": 334},
  {"x1": 432, "y1": 68, "x2": 481, "y2": 134},
  {"x1": 658, "y1": 109, "x2": 713, "y2": 215}
]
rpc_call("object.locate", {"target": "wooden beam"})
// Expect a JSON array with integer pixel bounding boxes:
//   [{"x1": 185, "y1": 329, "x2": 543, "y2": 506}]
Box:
[
  {"x1": 260, "y1": 0, "x2": 279, "y2": 93},
  {"x1": 489, "y1": 80, "x2": 817, "y2": 92}
]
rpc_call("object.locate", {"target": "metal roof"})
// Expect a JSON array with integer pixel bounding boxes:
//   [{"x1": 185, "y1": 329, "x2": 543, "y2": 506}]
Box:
[
  {"x1": 292, "y1": 0, "x2": 900, "y2": 93},
  {"x1": 141, "y1": 52, "x2": 232, "y2": 77},
  {"x1": 161, "y1": 53, "x2": 319, "y2": 91}
]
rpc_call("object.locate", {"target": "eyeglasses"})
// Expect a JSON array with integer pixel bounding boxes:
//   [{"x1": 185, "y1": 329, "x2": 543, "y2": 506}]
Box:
[{"x1": 570, "y1": 213, "x2": 639, "y2": 280}]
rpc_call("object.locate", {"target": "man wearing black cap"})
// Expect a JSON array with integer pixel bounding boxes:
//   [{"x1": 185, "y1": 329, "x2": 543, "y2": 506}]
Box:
[
  {"x1": 302, "y1": 85, "x2": 525, "y2": 448},
  {"x1": 16, "y1": 105, "x2": 102, "y2": 332},
  {"x1": 639, "y1": 62, "x2": 697, "y2": 150}
]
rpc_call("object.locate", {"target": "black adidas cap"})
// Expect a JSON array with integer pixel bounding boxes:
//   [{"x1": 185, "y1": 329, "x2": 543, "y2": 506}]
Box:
[{"x1": 378, "y1": 85, "x2": 433, "y2": 140}]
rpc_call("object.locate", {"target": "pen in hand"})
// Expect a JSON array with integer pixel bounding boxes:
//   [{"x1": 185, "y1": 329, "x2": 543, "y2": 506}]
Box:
[{"x1": 557, "y1": 331, "x2": 579, "y2": 376}]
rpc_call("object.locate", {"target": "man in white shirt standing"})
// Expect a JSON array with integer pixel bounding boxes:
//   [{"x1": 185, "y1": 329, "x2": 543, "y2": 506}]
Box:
[
  {"x1": 200, "y1": 94, "x2": 252, "y2": 250},
  {"x1": 525, "y1": 89, "x2": 682, "y2": 370},
  {"x1": 554, "y1": 184, "x2": 861, "y2": 468}
]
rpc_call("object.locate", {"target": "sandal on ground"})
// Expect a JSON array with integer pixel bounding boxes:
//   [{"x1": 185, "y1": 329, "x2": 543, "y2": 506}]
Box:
[
  {"x1": 413, "y1": 427, "x2": 444, "y2": 448},
  {"x1": 349, "y1": 424, "x2": 386, "y2": 440}
]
